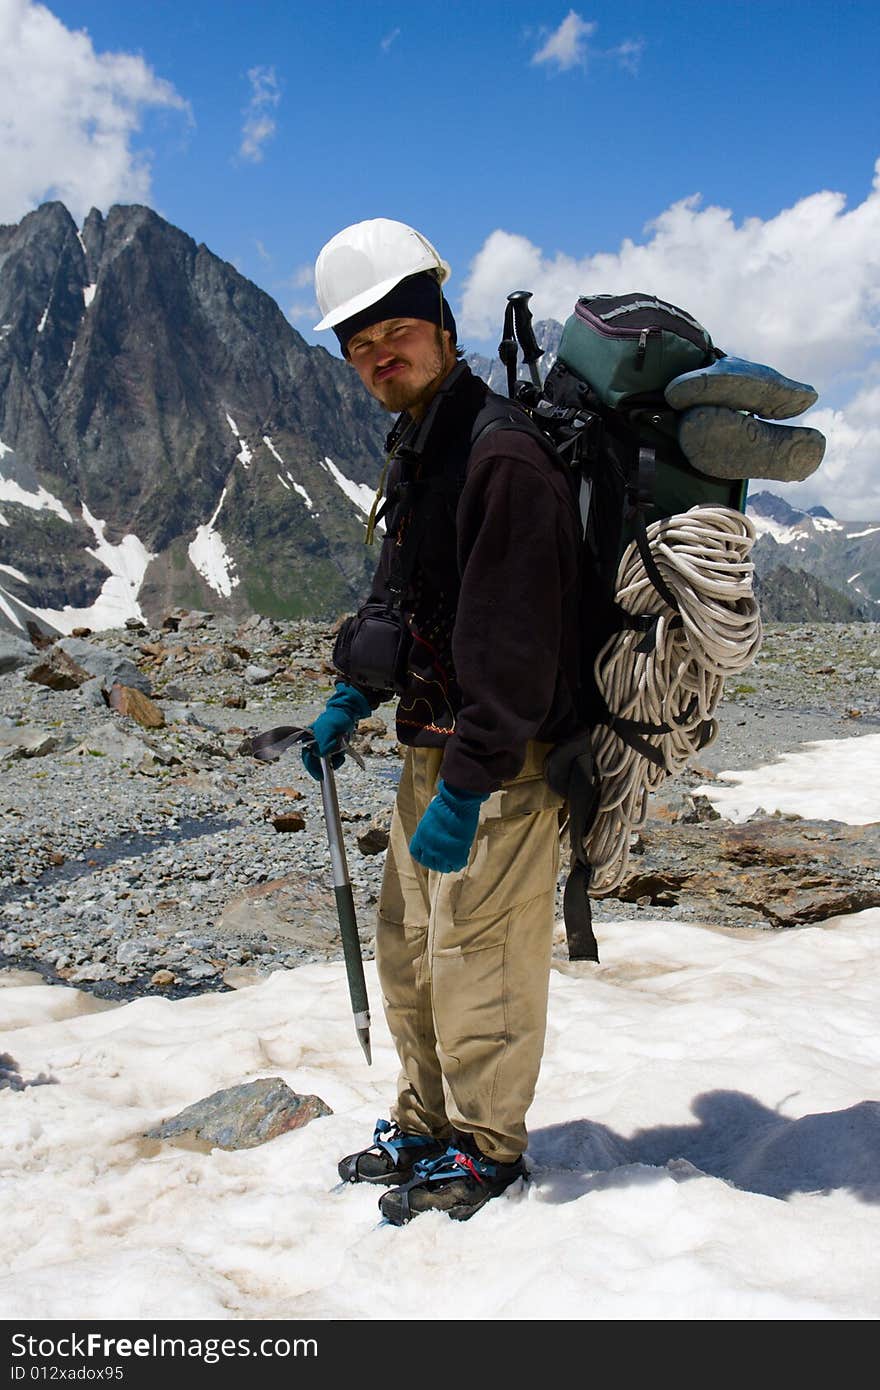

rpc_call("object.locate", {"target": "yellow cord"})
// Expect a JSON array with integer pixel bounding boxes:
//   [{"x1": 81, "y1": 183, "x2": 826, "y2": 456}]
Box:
[{"x1": 365, "y1": 455, "x2": 390, "y2": 546}]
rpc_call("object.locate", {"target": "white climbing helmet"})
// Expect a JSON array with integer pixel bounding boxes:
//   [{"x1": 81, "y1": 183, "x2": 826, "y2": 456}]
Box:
[{"x1": 313, "y1": 218, "x2": 451, "y2": 331}]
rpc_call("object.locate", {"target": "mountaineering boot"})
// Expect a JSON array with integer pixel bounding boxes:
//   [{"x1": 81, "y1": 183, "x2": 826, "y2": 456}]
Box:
[
  {"x1": 377, "y1": 1132, "x2": 527, "y2": 1225},
  {"x1": 664, "y1": 356, "x2": 818, "y2": 420},
  {"x1": 677, "y1": 405, "x2": 826, "y2": 482},
  {"x1": 338, "y1": 1119, "x2": 446, "y2": 1185}
]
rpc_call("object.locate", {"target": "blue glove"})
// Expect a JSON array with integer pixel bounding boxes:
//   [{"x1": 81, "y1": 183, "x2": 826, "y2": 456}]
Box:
[
  {"x1": 302, "y1": 681, "x2": 372, "y2": 780},
  {"x1": 409, "y1": 780, "x2": 489, "y2": 873}
]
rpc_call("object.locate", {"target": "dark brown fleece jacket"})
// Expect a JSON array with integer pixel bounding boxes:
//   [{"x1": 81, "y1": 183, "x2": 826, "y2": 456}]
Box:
[{"x1": 352, "y1": 364, "x2": 582, "y2": 795}]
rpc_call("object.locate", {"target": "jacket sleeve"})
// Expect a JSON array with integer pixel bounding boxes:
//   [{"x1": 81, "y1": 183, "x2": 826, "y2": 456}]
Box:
[{"x1": 439, "y1": 430, "x2": 576, "y2": 793}]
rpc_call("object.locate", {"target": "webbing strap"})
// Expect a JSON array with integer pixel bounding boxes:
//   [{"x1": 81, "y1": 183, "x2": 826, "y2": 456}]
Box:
[{"x1": 544, "y1": 735, "x2": 601, "y2": 963}]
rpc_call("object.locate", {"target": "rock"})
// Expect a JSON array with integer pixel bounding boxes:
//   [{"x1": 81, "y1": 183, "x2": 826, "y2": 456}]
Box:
[
  {"x1": 26, "y1": 647, "x2": 91, "y2": 690},
  {"x1": 0, "y1": 634, "x2": 37, "y2": 674},
  {"x1": 125, "y1": 617, "x2": 148, "y2": 632},
  {"x1": 68, "y1": 963, "x2": 112, "y2": 983},
  {"x1": 186, "y1": 962, "x2": 219, "y2": 979},
  {"x1": 160, "y1": 682, "x2": 190, "y2": 701},
  {"x1": 77, "y1": 677, "x2": 107, "y2": 709},
  {"x1": 218, "y1": 878, "x2": 340, "y2": 947},
  {"x1": 178, "y1": 611, "x2": 214, "y2": 631},
  {"x1": 223, "y1": 694, "x2": 247, "y2": 708},
  {"x1": 245, "y1": 664, "x2": 275, "y2": 685},
  {"x1": 57, "y1": 638, "x2": 152, "y2": 694},
  {"x1": 151, "y1": 969, "x2": 177, "y2": 987},
  {"x1": 272, "y1": 812, "x2": 306, "y2": 833},
  {"x1": 144, "y1": 1077, "x2": 332, "y2": 1151},
  {"x1": 70, "y1": 627, "x2": 92, "y2": 638},
  {"x1": 107, "y1": 682, "x2": 166, "y2": 729},
  {"x1": 357, "y1": 716, "x2": 388, "y2": 737},
  {"x1": 609, "y1": 817, "x2": 880, "y2": 926},
  {"x1": 0, "y1": 727, "x2": 60, "y2": 760},
  {"x1": 357, "y1": 823, "x2": 390, "y2": 855},
  {"x1": 681, "y1": 794, "x2": 722, "y2": 823},
  {"x1": 73, "y1": 724, "x2": 150, "y2": 762}
]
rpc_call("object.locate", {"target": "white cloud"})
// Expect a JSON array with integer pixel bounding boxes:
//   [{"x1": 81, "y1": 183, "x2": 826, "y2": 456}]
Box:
[
  {"x1": 239, "y1": 65, "x2": 280, "y2": 163},
  {"x1": 611, "y1": 38, "x2": 645, "y2": 75},
  {"x1": 459, "y1": 160, "x2": 880, "y2": 519},
  {"x1": 288, "y1": 299, "x2": 318, "y2": 324},
  {"x1": 381, "y1": 27, "x2": 401, "y2": 52},
  {"x1": 461, "y1": 161, "x2": 880, "y2": 388},
  {"x1": 0, "y1": 0, "x2": 190, "y2": 224},
  {"x1": 532, "y1": 10, "x2": 596, "y2": 71}
]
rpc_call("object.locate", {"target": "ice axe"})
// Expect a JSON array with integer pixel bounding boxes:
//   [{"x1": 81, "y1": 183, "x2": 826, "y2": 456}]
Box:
[{"x1": 249, "y1": 723, "x2": 372, "y2": 1064}]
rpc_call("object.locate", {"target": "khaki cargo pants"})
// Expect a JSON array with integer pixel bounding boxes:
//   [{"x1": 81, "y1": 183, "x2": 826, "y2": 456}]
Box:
[{"x1": 376, "y1": 741, "x2": 564, "y2": 1164}]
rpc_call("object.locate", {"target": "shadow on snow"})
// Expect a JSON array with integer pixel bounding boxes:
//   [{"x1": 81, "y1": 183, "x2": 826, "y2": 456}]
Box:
[{"x1": 530, "y1": 1089, "x2": 880, "y2": 1203}]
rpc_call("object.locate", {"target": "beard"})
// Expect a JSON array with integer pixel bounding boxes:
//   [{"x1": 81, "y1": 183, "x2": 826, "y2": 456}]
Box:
[{"x1": 370, "y1": 337, "x2": 451, "y2": 415}]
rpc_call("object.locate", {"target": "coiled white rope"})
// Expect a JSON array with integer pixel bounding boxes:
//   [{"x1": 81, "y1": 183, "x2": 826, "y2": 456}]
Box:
[{"x1": 585, "y1": 504, "x2": 762, "y2": 894}]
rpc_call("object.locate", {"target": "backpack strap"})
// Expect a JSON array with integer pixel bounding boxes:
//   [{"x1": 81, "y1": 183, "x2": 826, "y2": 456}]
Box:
[{"x1": 544, "y1": 734, "x2": 600, "y2": 963}]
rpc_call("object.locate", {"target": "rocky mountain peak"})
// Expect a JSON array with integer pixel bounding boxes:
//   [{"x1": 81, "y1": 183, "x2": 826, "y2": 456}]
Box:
[{"x1": 1, "y1": 200, "x2": 389, "y2": 635}]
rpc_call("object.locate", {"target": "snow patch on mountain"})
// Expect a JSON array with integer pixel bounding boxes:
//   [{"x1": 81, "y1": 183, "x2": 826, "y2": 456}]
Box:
[
  {"x1": 847, "y1": 525, "x2": 880, "y2": 539},
  {"x1": 291, "y1": 478, "x2": 315, "y2": 510},
  {"x1": 0, "y1": 442, "x2": 73, "y2": 523},
  {"x1": 18, "y1": 504, "x2": 157, "y2": 634},
  {"x1": 319, "y1": 455, "x2": 381, "y2": 528},
  {"x1": 262, "y1": 436, "x2": 284, "y2": 466},
  {"x1": 188, "y1": 490, "x2": 239, "y2": 598},
  {"x1": 82, "y1": 284, "x2": 97, "y2": 309},
  {"x1": 263, "y1": 436, "x2": 317, "y2": 512},
  {"x1": 0, "y1": 562, "x2": 29, "y2": 583},
  {"x1": 747, "y1": 513, "x2": 811, "y2": 545},
  {"x1": 225, "y1": 413, "x2": 251, "y2": 469}
]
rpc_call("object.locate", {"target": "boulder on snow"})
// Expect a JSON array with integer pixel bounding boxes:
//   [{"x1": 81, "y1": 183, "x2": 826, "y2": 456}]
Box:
[{"x1": 143, "y1": 1077, "x2": 332, "y2": 1151}]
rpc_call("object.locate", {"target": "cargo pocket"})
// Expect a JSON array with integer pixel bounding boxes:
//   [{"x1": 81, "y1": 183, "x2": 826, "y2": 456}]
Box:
[{"x1": 448, "y1": 772, "x2": 563, "y2": 924}]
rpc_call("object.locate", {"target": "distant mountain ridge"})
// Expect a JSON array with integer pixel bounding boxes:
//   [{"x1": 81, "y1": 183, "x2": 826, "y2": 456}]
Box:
[{"x1": 746, "y1": 492, "x2": 880, "y2": 621}]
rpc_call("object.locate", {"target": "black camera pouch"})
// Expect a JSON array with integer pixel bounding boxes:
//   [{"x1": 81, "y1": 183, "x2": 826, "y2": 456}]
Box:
[{"x1": 332, "y1": 603, "x2": 412, "y2": 695}]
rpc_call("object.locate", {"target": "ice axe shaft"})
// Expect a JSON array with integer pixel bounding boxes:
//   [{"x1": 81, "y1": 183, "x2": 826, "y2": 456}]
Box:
[
  {"x1": 319, "y1": 754, "x2": 372, "y2": 1065},
  {"x1": 249, "y1": 722, "x2": 371, "y2": 1065}
]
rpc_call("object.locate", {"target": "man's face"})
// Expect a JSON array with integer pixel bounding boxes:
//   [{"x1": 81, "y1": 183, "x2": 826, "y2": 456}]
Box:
[{"x1": 346, "y1": 317, "x2": 455, "y2": 416}]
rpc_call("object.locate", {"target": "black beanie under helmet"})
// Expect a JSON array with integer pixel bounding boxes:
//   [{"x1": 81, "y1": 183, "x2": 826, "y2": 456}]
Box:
[{"x1": 334, "y1": 271, "x2": 457, "y2": 355}]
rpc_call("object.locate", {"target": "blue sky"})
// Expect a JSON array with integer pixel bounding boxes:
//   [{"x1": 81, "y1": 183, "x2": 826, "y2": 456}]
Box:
[{"x1": 2, "y1": 0, "x2": 879, "y2": 514}]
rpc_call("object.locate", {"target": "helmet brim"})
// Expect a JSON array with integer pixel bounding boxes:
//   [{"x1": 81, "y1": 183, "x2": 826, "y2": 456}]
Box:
[{"x1": 314, "y1": 260, "x2": 451, "y2": 333}]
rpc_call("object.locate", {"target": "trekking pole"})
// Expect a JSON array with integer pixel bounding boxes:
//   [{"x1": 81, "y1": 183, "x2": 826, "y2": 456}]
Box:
[
  {"x1": 507, "y1": 290, "x2": 544, "y2": 390},
  {"x1": 249, "y1": 723, "x2": 372, "y2": 1065}
]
